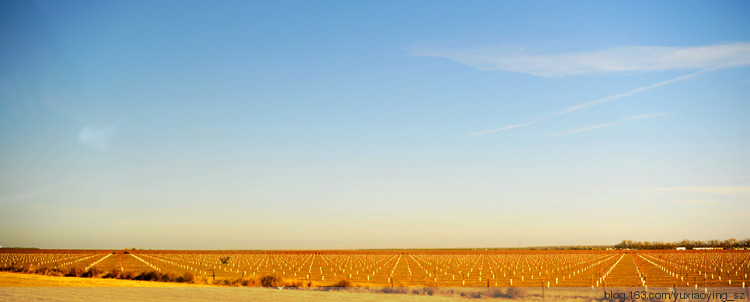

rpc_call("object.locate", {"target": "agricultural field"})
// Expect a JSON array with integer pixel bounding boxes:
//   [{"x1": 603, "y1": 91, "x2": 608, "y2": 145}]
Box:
[{"x1": 1, "y1": 249, "x2": 748, "y2": 288}]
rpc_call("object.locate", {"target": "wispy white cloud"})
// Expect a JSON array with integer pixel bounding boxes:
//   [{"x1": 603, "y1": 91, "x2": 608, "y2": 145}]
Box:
[
  {"x1": 413, "y1": 43, "x2": 750, "y2": 77},
  {"x1": 621, "y1": 112, "x2": 670, "y2": 121},
  {"x1": 78, "y1": 119, "x2": 127, "y2": 151},
  {"x1": 548, "y1": 121, "x2": 620, "y2": 137},
  {"x1": 548, "y1": 113, "x2": 667, "y2": 137},
  {"x1": 444, "y1": 43, "x2": 749, "y2": 139},
  {"x1": 468, "y1": 121, "x2": 536, "y2": 137}
]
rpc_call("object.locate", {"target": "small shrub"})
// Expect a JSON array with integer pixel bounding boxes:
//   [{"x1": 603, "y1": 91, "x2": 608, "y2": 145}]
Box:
[
  {"x1": 380, "y1": 287, "x2": 397, "y2": 294},
  {"x1": 284, "y1": 280, "x2": 302, "y2": 288},
  {"x1": 417, "y1": 287, "x2": 437, "y2": 295},
  {"x1": 181, "y1": 271, "x2": 195, "y2": 283},
  {"x1": 243, "y1": 278, "x2": 259, "y2": 287},
  {"x1": 488, "y1": 288, "x2": 506, "y2": 298},
  {"x1": 66, "y1": 267, "x2": 84, "y2": 277},
  {"x1": 506, "y1": 287, "x2": 527, "y2": 299},
  {"x1": 135, "y1": 271, "x2": 159, "y2": 281},
  {"x1": 379, "y1": 287, "x2": 408, "y2": 294},
  {"x1": 330, "y1": 279, "x2": 352, "y2": 288},
  {"x1": 260, "y1": 275, "x2": 282, "y2": 287},
  {"x1": 160, "y1": 272, "x2": 178, "y2": 282},
  {"x1": 102, "y1": 269, "x2": 119, "y2": 279},
  {"x1": 320, "y1": 279, "x2": 352, "y2": 291},
  {"x1": 82, "y1": 267, "x2": 101, "y2": 278},
  {"x1": 120, "y1": 271, "x2": 136, "y2": 280},
  {"x1": 45, "y1": 268, "x2": 65, "y2": 277}
]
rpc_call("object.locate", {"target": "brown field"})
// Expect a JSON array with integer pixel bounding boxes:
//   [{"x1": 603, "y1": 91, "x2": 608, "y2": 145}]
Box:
[{"x1": 2, "y1": 249, "x2": 749, "y2": 289}]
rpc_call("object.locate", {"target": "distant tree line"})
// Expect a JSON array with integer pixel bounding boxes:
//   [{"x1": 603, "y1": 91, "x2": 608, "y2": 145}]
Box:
[
  {"x1": 615, "y1": 238, "x2": 750, "y2": 250},
  {"x1": 520, "y1": 245, "x2": 612, "y2": 250}
]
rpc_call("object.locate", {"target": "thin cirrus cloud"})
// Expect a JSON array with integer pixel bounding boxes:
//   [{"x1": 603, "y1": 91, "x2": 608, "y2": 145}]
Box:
[
  {"x1": 548, "y1": 113, "x2": 668, "y2": 137},
  {"x1": 468, "y1": 121, "x2": 537, "y2": 137},
  {"x1": 78, "y1": 119, "x2": 128, "y2": 152},
  {"x1": 654, "y1": 186, "x2": 750, "y2": 195},
  {"x1": 553, "y1": 69, "x2": 711, "y2": 116},
  {"x1": 668, "y1": 199, "x2": 717, "y2": 206},
  {"x1": 413, "y1": 42, "x2": 750, "y2": 77},
  {"x1": 450, "y1": 43, "x2": 749, "y2": 138},
  {"x1": 712, "y1": 175, "x2": 750, "y2": 181}
]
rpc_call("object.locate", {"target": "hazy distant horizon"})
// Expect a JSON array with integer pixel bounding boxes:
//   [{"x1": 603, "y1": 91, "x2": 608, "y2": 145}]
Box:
[
  {"x1": 2, "y1": 238, "x2": 747, "y2": 251},
  {"x1": 2, "y1": 1, "x2": 749, "y2": 250}
]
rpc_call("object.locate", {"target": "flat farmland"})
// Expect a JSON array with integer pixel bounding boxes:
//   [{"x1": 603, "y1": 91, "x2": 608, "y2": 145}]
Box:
[{"x1": 2, "y1": 249, "x2": 748, "y2": 288}]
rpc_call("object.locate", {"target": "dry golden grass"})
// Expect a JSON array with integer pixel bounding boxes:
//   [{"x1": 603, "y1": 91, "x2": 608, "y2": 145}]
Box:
[{"x1": 0, "y1": 272, "x2": 209, "y2": 287}]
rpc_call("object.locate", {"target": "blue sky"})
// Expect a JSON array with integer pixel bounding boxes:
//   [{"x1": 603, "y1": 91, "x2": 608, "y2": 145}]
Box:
[{"x1": 1, "y1": 0, "x2": 749, "y2": 249}]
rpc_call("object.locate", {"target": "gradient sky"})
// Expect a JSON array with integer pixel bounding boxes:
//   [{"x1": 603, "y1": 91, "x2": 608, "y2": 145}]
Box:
[{"x1": 1, "y1": 0, "x2": 749, "y2": 249}]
